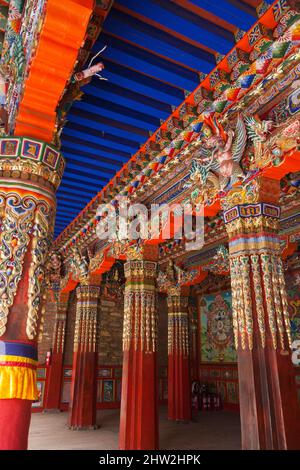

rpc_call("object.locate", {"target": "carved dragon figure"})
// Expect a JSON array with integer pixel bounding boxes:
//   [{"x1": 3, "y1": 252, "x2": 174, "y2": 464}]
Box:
[{"x1": 244, "y1": 114, "x2": 273, "y2": 161}]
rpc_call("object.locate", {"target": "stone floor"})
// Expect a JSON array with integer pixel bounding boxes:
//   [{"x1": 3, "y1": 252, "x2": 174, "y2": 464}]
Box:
[{"x1": 29, "y1": 407, "x2": 241, "y2": 450}]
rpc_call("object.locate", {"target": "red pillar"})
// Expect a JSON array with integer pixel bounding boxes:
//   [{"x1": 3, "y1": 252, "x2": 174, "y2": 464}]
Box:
[
  {"x1": 68, "y1": 284, "x2": 100, "y2": 429},
  {"x1": 167, "y1": 289, "x2": 191, "y2": 422},
  {"x1": 223, "y1": 177, "x2": 300, "y2": 449},
  {"x1": 0, "y1": 399, "x2": 32, "y2": 450},
  {"x1": 44, "y1": 292, "x2": 70, "y2": 411},
  {"x1": 119, "y1": 256, "x2": 159, "y2": 450},
  {"x1": 0, "y1": 136, "x2": 64, "y2": 449}
]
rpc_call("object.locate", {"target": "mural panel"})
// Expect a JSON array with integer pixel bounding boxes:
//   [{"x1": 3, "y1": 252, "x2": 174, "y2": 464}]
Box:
[
  {"x1": 200, "y1": 291, "x2": 237, "y2": 363},
  {"x1": 287, "y1": 284, "x2": 300, "y2": 341}
]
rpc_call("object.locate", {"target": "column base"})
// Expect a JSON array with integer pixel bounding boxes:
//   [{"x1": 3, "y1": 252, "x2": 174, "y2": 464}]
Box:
[{"x1": 0, "y1": 399, "x2": 32, "y2": 450}]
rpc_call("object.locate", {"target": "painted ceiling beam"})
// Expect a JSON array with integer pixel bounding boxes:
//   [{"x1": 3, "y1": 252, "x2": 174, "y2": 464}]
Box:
[
  {"x1": 241, "y1": 0, "x2": 273, "y2": 7},
  {"x1": 68, "y1": 155, "x2": 122, "y2": 177},
  {"x1": 57, "y1": 186, "x2": 98, "y2": 198},
  {"x1": 187, "y1": 0, "x2": 257, "y2": 29},
  {"x1": 63, "y1": 160, "x2": 121, "y2": 180},
  {"x1": 101, "y1": 59, "x2": 185, "y2": 102},
  {"x1": 62, "y1": 126, "x2": 140, "y2": 153},
  {"x1": 62, "y1": 171, "x2": 109, "y2": 187},
  {"x1": 68, "y1": 162, "x2": 116, "y2": 182},
  {"x1": 54, "y1": 218, "x2": 80, "y2": 228},
  {"x1": 67, "y1": 112, "x2": 150, "y2": 140},
  {"x1": 95, "y1": 36, "x2": 200, "y2": 90},
  {"x1": 84, "y1": 81, "x2": 172, "y2": 114},
  {"x1": 58, "y1": 194, "x2": 90, "y2": 206},
  {"x1": 111, "y1": 0, "x2": 233, "y2": 53},
  {"x1": 62, "y1": 134, "x2": 131, "y2": 160},
  {"x1": 56, "y1": 207, "x2": 86, "y2": 217},
  {"x1": 56, "y1": 211, "x2": 85, "y2": 219},
  {"x1": 64, "y1": 145, "x2": 127, "y2": 169},
  {"x1": 57, "y1": 191, "x2": 92, "y2": 202},
  {"x1": 103, "y1": 9, "x2": 217, "y2": 69},
  {"x1": 83, "y1": 86, "x2": 171, "y2": 119},
  {"x1": 74, "y1": 94, "x2": 162, "y2": 127}
]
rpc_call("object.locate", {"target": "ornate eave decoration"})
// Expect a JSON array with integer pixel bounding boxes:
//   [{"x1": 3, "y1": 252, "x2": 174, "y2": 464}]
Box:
[{"x1": 53, "y1": 2, "x2": 300, "y2": 263}]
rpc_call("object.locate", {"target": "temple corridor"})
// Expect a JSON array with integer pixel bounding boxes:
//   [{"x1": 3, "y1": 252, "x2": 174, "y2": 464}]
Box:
[
  {"x1": 29, "y1": 408, "x2": 241, "y2": 451},
  {"x1": 0, "y1": 0, "x2": 300, "y2": 455}
]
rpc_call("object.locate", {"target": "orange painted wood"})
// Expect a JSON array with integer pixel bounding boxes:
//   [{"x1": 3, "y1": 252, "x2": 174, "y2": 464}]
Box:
[{"x1": 14, "y1": 0, "x2": 93, "y2": 142}]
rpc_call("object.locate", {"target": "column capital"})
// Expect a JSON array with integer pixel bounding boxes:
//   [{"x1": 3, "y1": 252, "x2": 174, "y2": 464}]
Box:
[
  {"x1": 125, "y1": 243, "x2": 158, "y2": 261},
  {"x1": 0, "y1": 136, "x2": 65, "y2": 193},
  {"x1": 222, "y1": 177, "x2": 281, "y2": 211},
  {"x1": 222, "y1": 177, "x2": 291, "y2": 351},
  {"x1": 222, "y1": 178, "x2": 281, "y2": 241},
  {"x1": 167, "y1": 293, "x2": 189, "y2": 357},
  {"x1": 75, "y1": 284, "x2": 101, "y2": 299},
  {"x1": 124, "y1": 259, "x2": 157, "y2": 282},
  {"x1": 167, "y1": 285, "x2": 190, "y2": 299},
  {"x1": 0, "y1": 136, "x2": 64, "y2": 343}
]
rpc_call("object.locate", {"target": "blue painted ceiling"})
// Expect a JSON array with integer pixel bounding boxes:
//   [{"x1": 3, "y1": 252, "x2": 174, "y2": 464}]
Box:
[{"x1": 56, "y1": 0, "x2": 274, "y2": 238}]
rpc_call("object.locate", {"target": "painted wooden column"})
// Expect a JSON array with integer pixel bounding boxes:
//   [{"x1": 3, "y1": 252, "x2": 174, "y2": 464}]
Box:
[
  {"x1": 0, "y1": 136, "x2": 64, "y2": 449},
  {"x1": 167, "y1": 287, "x2": 191, "y2": 422},
  {"x1": 223, "y1": 177, "x2": 300, "y2": 450},
  {"x1": 68, "y1": 284, "x2": 100, "y2": 429},
  {"x1": 119, "y1": 249, "x2": 159, "y2": 450},
  {"x1": 44, "y1": 292, "x2": 70, "y2": 411}
]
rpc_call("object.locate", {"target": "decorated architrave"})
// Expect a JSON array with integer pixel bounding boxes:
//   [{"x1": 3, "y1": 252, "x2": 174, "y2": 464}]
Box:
[
  {"x1": 68, "y1": 282, "x2": 100, "y2": 429},
  {"x1": 0, "y1": 136, "x2": 64, "y2": 449},
  {"x1": 222, "y1": 176, "x2": 300, "y2": 449},
  {"x1": 119, "y1": 244, "x2": 159, "y2": 450},
  {"x1": 43, "y1": 291, "x2": 70, "y2": 411},
  {"x1": 167, "y1": 286, "x2": 191, "y2": 423}
]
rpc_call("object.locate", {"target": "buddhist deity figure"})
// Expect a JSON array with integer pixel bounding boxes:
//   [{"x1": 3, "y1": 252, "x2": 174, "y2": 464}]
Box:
[{"x1": 193, "y1": 114, "x2": 247, "y2": 191}]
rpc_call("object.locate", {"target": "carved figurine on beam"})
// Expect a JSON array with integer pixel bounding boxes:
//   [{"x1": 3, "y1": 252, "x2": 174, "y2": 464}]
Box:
[
  {"x1": 157, "y1": 259, "x2": 198, "y2": 293},
  {"x1": 202, "y1": 245, "x2": 230, "y2": 276}
]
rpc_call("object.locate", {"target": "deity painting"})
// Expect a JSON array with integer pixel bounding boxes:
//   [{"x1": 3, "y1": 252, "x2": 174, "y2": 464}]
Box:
[
  {"x1": 1, "y1": 139, "x2": 19, "y2": 156},
  {"x1": 287, "y1": 274, "x2": 300, "y2": 341},
  {"x1": 200, "y1": 291, "x2": 237, "y2": 363},
  {"x1": 103, "y1": 380, "x2": 114, "y2": 402}
]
